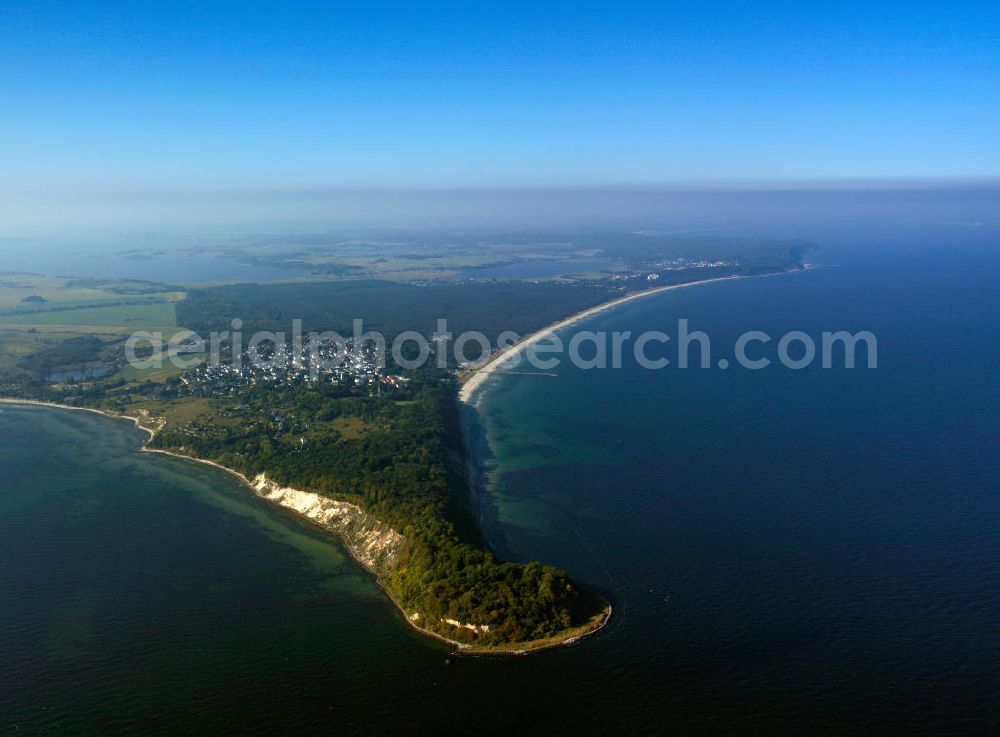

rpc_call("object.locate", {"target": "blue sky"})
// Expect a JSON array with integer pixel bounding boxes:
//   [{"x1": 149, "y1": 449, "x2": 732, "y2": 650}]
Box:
[{"x1": 1, "y1": 0, "x2": 998, "y2": 191}]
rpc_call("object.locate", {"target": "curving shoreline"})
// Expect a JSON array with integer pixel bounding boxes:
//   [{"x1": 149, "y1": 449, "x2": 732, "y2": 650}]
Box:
[
  {"x1": 0, "y1": 397, "x2": 611, "y2": 655},
  {"x1": 458, "y1": 274, "x2": 751, "y2": 404},
  {"x1": 3, "y1": 272, "x2": 780, "y2": 655}
]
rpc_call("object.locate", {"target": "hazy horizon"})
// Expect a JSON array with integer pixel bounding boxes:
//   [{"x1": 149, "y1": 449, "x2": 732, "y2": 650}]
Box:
[
  {"x1": 4, "y1": 3, "x2": 997, "y2": 245},
  {"x1": 3, "y1": 181, "x2": 999, "y2": 244}
]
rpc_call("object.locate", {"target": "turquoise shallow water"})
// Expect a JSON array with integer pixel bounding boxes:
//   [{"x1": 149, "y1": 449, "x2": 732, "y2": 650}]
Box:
[
  {"x1": 2, "y1": 231, "x2": 1000, "y2": 734},
  {"x1": 472, "y1": 236, "x2": 1000, "y2": 734}
]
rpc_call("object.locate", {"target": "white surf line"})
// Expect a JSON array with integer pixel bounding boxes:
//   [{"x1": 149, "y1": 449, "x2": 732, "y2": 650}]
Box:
[{"x1": 458, "y1": 274, "x2": 749, "y2": 404}]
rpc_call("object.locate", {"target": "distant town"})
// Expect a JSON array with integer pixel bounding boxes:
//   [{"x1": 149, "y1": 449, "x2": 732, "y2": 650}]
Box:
[{"x1": 173, "y1": 339, "x2": 410, "y2": 399}]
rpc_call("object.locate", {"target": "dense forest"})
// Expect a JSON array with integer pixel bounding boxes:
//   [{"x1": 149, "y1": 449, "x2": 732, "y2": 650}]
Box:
[
  {"x1": 177, "y1": 235, "x2": 807, "y2": 364},
  {"x1": 1, "y1": 240, "x2": 808, "y2": 647},
  {"x1": 177, "y1": 279, "x2": 616, "y2": 353},
  {"x1": 148, "y1": 373, "x2": 607, "y2": 645}
]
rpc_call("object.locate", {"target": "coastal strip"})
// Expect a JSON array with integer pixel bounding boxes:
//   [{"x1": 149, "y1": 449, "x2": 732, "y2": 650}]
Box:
[
  {"x1": 458, "y1": 274, "x2": 749, "y2": 404},
  {"x1": 0, "y1": 397, "x2": 611, "y2": 655},
  {"x1": 0, "y1": 398, "x2": 160, "y2": 439}
]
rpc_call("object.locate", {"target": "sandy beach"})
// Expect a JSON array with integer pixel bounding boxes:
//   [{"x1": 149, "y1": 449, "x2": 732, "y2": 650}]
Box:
[{"x1": 458, "y1": 274, "x2": 749, "y2": 404}]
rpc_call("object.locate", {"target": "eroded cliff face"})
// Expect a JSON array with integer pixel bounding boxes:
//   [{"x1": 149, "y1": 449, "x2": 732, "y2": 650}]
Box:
[
  {"x1": 246, "y1": 473, "x2": 602, "y2": 652},
  {"x1": 250, "y1": 474, "x2": 403, "y2": 574}
]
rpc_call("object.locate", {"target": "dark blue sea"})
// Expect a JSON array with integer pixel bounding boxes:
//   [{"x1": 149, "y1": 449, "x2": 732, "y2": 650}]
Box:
[
  {"x1": 2, "y1": 224, "x2": 998, "y2": 734},
  {"x1": 473, "y1": 227, "x2": 1000, "y2": 734}
]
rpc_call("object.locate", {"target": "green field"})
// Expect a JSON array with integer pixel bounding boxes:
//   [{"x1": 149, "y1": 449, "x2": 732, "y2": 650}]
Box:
[
  {"x1": 0, "y1": 275, "x2": 113, "y2": 309},
  {"x1": 0, "y1": 274, "x2": 183, "y2": 332},
  {"x1": 0, "y1": 329, "x2": 97, "y2": 370},
  {"x1": 0, "y1": 301, "x2": 177, "y2": 329},
  {"x1": 0, "y1": 281, "x2": 183, "y2": 388}
]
